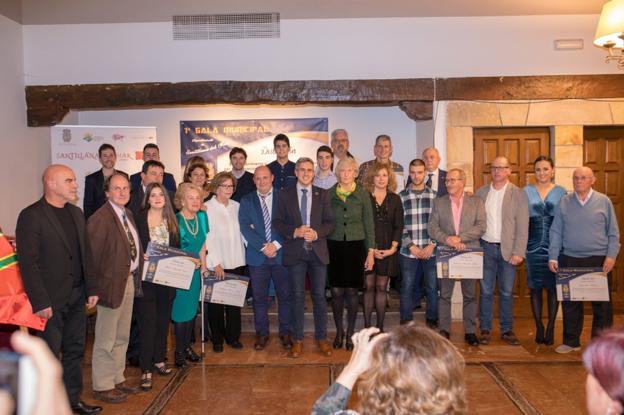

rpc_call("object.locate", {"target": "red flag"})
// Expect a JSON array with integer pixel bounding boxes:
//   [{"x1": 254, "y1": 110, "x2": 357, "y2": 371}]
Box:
[{"x1": 0, "y1": 233, "x2": 46, "y2": 331}]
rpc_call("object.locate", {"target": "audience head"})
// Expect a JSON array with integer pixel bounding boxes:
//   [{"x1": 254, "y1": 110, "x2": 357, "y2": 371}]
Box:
[
  {"x1": 104, "y1": 172, "x2": 131, "y2": 208},
  {"x1": 335, "y1": 157, "x2": 359, "y2": 186},
  {"x1": 42, "y1": 164, "x2": 79, "y2": 205},
  {"x1": 533, "y1": 156, "x2": 555, "y2": 185},
  {"x1": 583, "y1": 328, "x2": 624, "y2": 415},
  {"x1": 490, "y1": 156, "x2": 511, "y2": 185},
  {"x1": 210, "y1": 171, "x2": 237, "y2": 202},
  {"x1": 230, "y1": 147, "x2": 248, "y2": 171},
  {"x1": 183, "y1": 156, "x2": 208, "y2": 181},
  {"x1": 572, "y1": 166, "x2": 596, "y2": 196},
  {"x1": 445, "y1": 168, "x2": 467, "y2": 197},
  {"x1": 357, "y1": 324, "x2": 466, "y2": 415},
  {"x1": 184, "y1": 162, "x2": 209, "y2": 191},
  {"x1": 373, "y1": 135, "x2": 392, "y2": 162},
  {"x1": 98, "y1": 144, "x2": 117, "y2": 169},
  {"x1": 364, "y1": 163, "x2": 397, "y2": 193},
  {"x1": 141, "y1": 182, "x2": 180, "y2": 245},
  {"x1": 295, "y1": 157, "x2": 315, "y2": 187},
  {"x1": 422, "y1": 147, "x2": 441, "y2": 173},
  {"x1": 316, "y1": 145, "x2": 334, "y2": 172},
  {"x1": 174, "y1": 182, "x2": 203, "y2": 213},
  {"x1": 408, "y1": 159, "x2": 427, "y2": 188},
  {"x1": 141, "y1": 160, "x2": 165, "y2": 186},
  {"x1": 142, "y1": 143, "x2": 161, "y2": 162},
  {"x1": 273, "y1": 134, "x2": 291, "y2": 161},
  {"x1": 253, "y1": 165, "x2": 274, "y2": 194},
  {"x1": 331, "y1": 129, "x2": 350, "y2": 159}
]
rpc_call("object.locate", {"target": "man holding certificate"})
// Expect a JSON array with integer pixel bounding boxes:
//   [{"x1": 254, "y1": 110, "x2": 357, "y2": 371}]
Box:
[
  {"x1": 429, "y1": 168, "x2": 486, "y2": 346},
  {"x1": 549, "y1": 166, "x2": 620, "y2": 354}
]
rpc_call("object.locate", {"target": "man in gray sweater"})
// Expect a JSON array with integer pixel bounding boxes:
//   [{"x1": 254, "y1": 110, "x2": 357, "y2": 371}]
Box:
[{"x1": 548, "y1": 166, "x2": 620, "y2": 354}]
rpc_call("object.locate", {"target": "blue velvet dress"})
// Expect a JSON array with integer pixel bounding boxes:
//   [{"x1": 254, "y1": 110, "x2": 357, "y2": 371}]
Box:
[{"x1": 524, "y1": 185, "x2": 567, "y2": 289}]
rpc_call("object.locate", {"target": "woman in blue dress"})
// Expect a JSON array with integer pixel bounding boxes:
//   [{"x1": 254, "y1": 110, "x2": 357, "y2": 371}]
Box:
[
  {"x1": 524, "y1": 156, "x2": 567, "y2": 345},
  {"x1": 172, "y1": 183, "x2": 208, "y2": 366}
]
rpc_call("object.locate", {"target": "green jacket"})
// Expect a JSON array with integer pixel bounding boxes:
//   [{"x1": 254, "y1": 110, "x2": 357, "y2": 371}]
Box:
[{"x1": 328, "y1": 184, "x2": 375, "y2": 249}]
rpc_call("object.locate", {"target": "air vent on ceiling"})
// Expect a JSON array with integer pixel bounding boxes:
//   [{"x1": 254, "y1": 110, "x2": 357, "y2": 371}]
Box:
[{"x1": 172, "y1": 13, "x2": 280, "y2": 40}]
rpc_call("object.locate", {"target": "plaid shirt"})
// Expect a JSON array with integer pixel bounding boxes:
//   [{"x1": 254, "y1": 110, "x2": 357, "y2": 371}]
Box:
[{"x1": 399, "y1": 186, "x2": 437, "y2": 257}]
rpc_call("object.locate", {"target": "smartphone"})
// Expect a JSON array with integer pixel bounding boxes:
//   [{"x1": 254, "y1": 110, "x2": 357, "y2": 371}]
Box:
[{"x1": 0, "y1": 352, "x2": 37, "y2": 415}]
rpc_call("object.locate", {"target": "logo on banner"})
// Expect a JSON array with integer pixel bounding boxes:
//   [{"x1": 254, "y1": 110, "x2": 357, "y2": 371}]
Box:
[{"x1": 112, "y1": 134, "x2": 125, "y2": 141}]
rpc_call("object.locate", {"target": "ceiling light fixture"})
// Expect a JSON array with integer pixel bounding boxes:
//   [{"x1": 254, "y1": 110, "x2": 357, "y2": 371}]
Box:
[{"x1": 595, "y1": 0, "x2": 624, "y2": 68}]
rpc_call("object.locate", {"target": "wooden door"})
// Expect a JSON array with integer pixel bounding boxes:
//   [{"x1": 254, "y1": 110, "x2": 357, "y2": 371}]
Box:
[
  {"x1": 473, "y1": 127, "x2": 550, "y2": 306},
  {"x1": 584, "y1": 127, "x2": 624, "y2": 310}
]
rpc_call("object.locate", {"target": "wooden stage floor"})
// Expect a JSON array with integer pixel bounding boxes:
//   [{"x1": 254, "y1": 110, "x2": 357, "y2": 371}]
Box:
[{"x1": 78, "y1": 314, "x2": 623, "y2": 414}]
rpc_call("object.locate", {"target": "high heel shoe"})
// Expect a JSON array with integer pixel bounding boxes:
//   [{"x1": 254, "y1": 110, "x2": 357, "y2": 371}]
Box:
[
  {"x1": 333, "y1": 333, "x2": 344, "y2": 349},
  {"x1": 534, "y1": 324, "x2": 545, "y2": 344},
  {"x1": 185, "y1": 347, "x2": 201, "y2": 362},
  {"x1": 345, "y1": 337, "x2": 354, "y2": 352},
  {"x1": 174, "y1": 351, "x2": 186, "y2": 367},
  {"x1": 543, "y1": 326, "x2": 555, "y2": 346}
]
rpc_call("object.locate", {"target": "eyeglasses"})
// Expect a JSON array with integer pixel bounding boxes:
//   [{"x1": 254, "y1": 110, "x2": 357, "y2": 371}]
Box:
[
  {"x1": 445, "y1": 178, "x2": 463, "y2": 184},
  {"x1": 491, "y1": 166, "x2": 510, "y2": 171},
  {"x1": 219, "y1": 184, "x2": 235, "y2": 189}
]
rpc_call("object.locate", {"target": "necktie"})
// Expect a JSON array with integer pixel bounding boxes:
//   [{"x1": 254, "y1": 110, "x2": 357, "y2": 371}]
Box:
[
  {"x1": 426, "y1": 173, "x2": 433, "y2": 188},
  {"x1": 300, "y1": 188, "x2": 308, "y2": 226},
  {"x1": 260, "y1": 194, "x2": 272, "y2": 242},
  {"x1": 122, "y1": 212, "x2": 137, "y2": 261}
]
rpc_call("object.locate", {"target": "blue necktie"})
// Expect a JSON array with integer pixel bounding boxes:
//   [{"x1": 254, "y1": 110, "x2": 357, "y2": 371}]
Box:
[
  {"x1": 300, "y1": 188, "x2": 308, "y2": 226},
  {"x1": 426, "y1": 173, "x2": 433, "y2": 188},
  {"x1": 260, "y1": 194, "x2": 272, "y2": 242}
]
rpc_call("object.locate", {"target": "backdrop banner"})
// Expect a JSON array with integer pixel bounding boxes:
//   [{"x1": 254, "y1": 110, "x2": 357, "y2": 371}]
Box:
[
  {"x1": 51, "y1": 125, "x2": 157, "y2": 205},
  {"x1": 179, "y1": 118, "x2": 328, "y2": 177}
]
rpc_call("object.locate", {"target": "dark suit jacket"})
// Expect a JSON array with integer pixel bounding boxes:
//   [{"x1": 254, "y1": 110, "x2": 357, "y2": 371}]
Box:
[
  {"x1": 15, "y1": 198, "x2": 97, "y2": 312},
  {"x1": 435, "y1": 169, "x2": 448, "y2": 197},
  {"x1": 130, "y1": 172, "x2": 177, "y2": 194},
  {"x1": 273, "y1": 185, "x2": 335, "y2": 265},
  {"x1": 84, "y1": 169, "x2": 126, "y2": 219},
  {"x1": 428, "y1": 193, "x2": 486, "y2": 249},
  {"x1": 87, "y1": 202, "x2": 143, "y2": 309},
  {"x1": 239, "y1": 191, "x2": 284, "y2": 267}
]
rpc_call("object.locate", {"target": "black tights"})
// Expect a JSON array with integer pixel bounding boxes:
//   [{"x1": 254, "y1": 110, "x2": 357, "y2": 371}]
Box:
[
  {"x1": 530, "y1": 288, "x2": 558, "y2": 344},
  {"x1": 363, "y1": 274, "x2": 389, "y2": 331},
  {"x1": 174, "y1": 320, "x2": 194, "y2": 354},
  {"x1": 331, "y1": 287, "x2": 360, "y2": 336}
]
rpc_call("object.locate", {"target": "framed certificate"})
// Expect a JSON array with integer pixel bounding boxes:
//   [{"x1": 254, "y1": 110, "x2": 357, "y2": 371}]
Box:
[
  {"x1": 436, "y1": 245, "x2": 483, "y2": 279},
  {"x1": 142, "y1": 242, "x2": 199, "y2": 290},
  {"x1": 556, "y1": 267, "x2": 610, "y2": 302},
  {"x1": 203, "y1": 272, "x2": 250, "y2": 307}
]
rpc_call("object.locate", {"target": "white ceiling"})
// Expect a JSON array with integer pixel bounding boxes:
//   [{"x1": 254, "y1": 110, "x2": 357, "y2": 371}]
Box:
[{"x1": 15, "y1": 0, "x2": 606, "y2": 24}]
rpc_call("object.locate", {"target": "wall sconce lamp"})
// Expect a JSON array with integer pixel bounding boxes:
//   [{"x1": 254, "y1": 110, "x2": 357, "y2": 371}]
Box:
[{"x1": 595, "y1": 0, "x2": 624, "y2": 68}]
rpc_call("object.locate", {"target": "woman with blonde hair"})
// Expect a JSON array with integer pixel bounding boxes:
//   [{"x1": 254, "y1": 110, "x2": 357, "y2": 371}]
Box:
[
  {"x1": 312, "y1": 324, "x2": 467, "y2": 415},
  {"x1": 362, "y1": 163, "x2": 403, "y2": 332}
]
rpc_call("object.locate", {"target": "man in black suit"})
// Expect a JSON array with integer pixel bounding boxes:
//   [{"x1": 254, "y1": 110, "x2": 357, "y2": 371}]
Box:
[
  {"x1": 129, "y1": 143, "x2": 177, "y2": 194},
  {"x1": 84, "y1": 143, "x2": 126, "y2": 219},
  {"x1": 16, "y1": 164, "x2": 102, "y2": 415},
  {"x1": 422, "y1": 147, "x2": 448, "y2": 197},
  {"x1": 273, "y1": 157, "x2": 335, "y2": 358}
]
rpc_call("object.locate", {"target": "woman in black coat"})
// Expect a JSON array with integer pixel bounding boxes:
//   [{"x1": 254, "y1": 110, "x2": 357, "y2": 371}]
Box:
[{"x1": 135, "y1": 182, "x2": 181, "y2": 390}]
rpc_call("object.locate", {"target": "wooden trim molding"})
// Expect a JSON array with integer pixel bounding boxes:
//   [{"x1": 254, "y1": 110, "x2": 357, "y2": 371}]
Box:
[{"x1": 25, "y1": 74, "x2": 624, "y2": 126}]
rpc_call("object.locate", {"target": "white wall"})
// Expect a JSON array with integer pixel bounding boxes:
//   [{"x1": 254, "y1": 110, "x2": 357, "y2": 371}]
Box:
[
  {"x1": 0, "y1": 15, "x2": 49, "y2": 234},
  {"x1": 23, "y1": 14, "x2": 613, "y2": 86},
  {"x1": 78, "y1": 105, "x2": 418, "y2": 183}
]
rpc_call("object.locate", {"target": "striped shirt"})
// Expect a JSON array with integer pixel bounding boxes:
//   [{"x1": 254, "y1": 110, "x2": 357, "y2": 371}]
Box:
[{"x1": 399, "y1": 186, "x2": 437, "y2": 257}]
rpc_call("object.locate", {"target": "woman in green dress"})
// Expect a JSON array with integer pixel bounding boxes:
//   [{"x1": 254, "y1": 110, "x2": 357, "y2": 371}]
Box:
[{"x1": 172, "y1": 183, "x2": 208, "y2": 367}]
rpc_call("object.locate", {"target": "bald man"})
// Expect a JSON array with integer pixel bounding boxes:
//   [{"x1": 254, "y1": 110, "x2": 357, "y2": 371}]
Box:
[
  {"x1": 549, "y1": 166, "x2": 620, "y2": 353},
  {"x1": 475, "y1": 156, "x2": 529, "y2": 346},
  {"x1": 239, "y1": 166, "x2": 292, "y2": 351},
  {"x1": 16, "y1": 164, "x2": 101, "y2": 414}
]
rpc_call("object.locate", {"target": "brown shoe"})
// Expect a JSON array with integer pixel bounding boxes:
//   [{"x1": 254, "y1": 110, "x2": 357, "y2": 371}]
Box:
[
  {"x1": 254, "y1": 335, "x2": 269, "y2": 351},
  {"x1": 480, "y1": 330, "x2": 491, "y2": 345},
  {"x1": 279, "y1": 334, "x2": 293, "y2": 349},
  {"x1": 93, "y1": 389, "x2": 127, "y2": 404},
  {"x1": 317, "y1": 340, "x2": 333, "y2": 357},
  {"x1": 501, "y1": 331, "x2": 521, "y2": 346},
  {"x1": 115, "y1": 381, "x2": 140, "y2": 395},
  {"x1": 288, "y1": 340, "x2": 303, "y2": 358}
]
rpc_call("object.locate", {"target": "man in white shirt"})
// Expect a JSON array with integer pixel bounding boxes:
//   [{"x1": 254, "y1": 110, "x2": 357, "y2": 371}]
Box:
[{"x1": 475, "y1": 156, "x2": 529, "y2": 346}]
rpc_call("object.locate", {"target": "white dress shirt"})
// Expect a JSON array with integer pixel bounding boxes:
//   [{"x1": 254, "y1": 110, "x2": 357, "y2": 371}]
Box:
[
  {"x1": 482, "y1": 182, "x2": 508, "y2": 243},
  {"x1": 109, "y1": 201, "x2": 140, "y2": 273},
  {"x1": 204, "y1": 198, "x2": 245, "y2": 269},
  {"x1": 575, "y1": 188, "x2": 594, "y2": 206}
]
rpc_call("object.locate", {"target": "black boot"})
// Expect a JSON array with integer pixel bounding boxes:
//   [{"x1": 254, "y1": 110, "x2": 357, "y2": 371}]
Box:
[{"x1": 174, "y1": 322, "x2": 188, "y2": 367}]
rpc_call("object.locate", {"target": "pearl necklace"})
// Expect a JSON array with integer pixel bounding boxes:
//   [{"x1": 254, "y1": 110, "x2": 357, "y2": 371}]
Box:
[{"x1": 182, "y1": 214, "x2": 198, "y2": 237}]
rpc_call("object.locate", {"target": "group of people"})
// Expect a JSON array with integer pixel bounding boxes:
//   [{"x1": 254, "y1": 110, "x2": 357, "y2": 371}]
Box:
[{"x1": 11, "y1": 128, "x2": 620, "y2": 413}]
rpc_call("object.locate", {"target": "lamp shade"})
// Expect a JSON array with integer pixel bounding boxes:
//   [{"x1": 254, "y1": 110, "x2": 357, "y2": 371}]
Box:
[{"x1": 595, "y1": 0, "x2": 624, "y2": 48}]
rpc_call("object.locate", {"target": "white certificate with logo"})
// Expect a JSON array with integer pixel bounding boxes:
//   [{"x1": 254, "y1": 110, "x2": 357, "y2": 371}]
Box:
[
  {"x1": 142, "y1": 242, "x2": 198, "y2": 290},
  {"x1": 436, "y1": 246, "x2": 484, "y2": 279},
  {"x1": 556, "y1": 267, "x2": 609, "y2": 302},
  {"x1": 203, "y1": 272, "x2": 250, "y2": 307}
]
